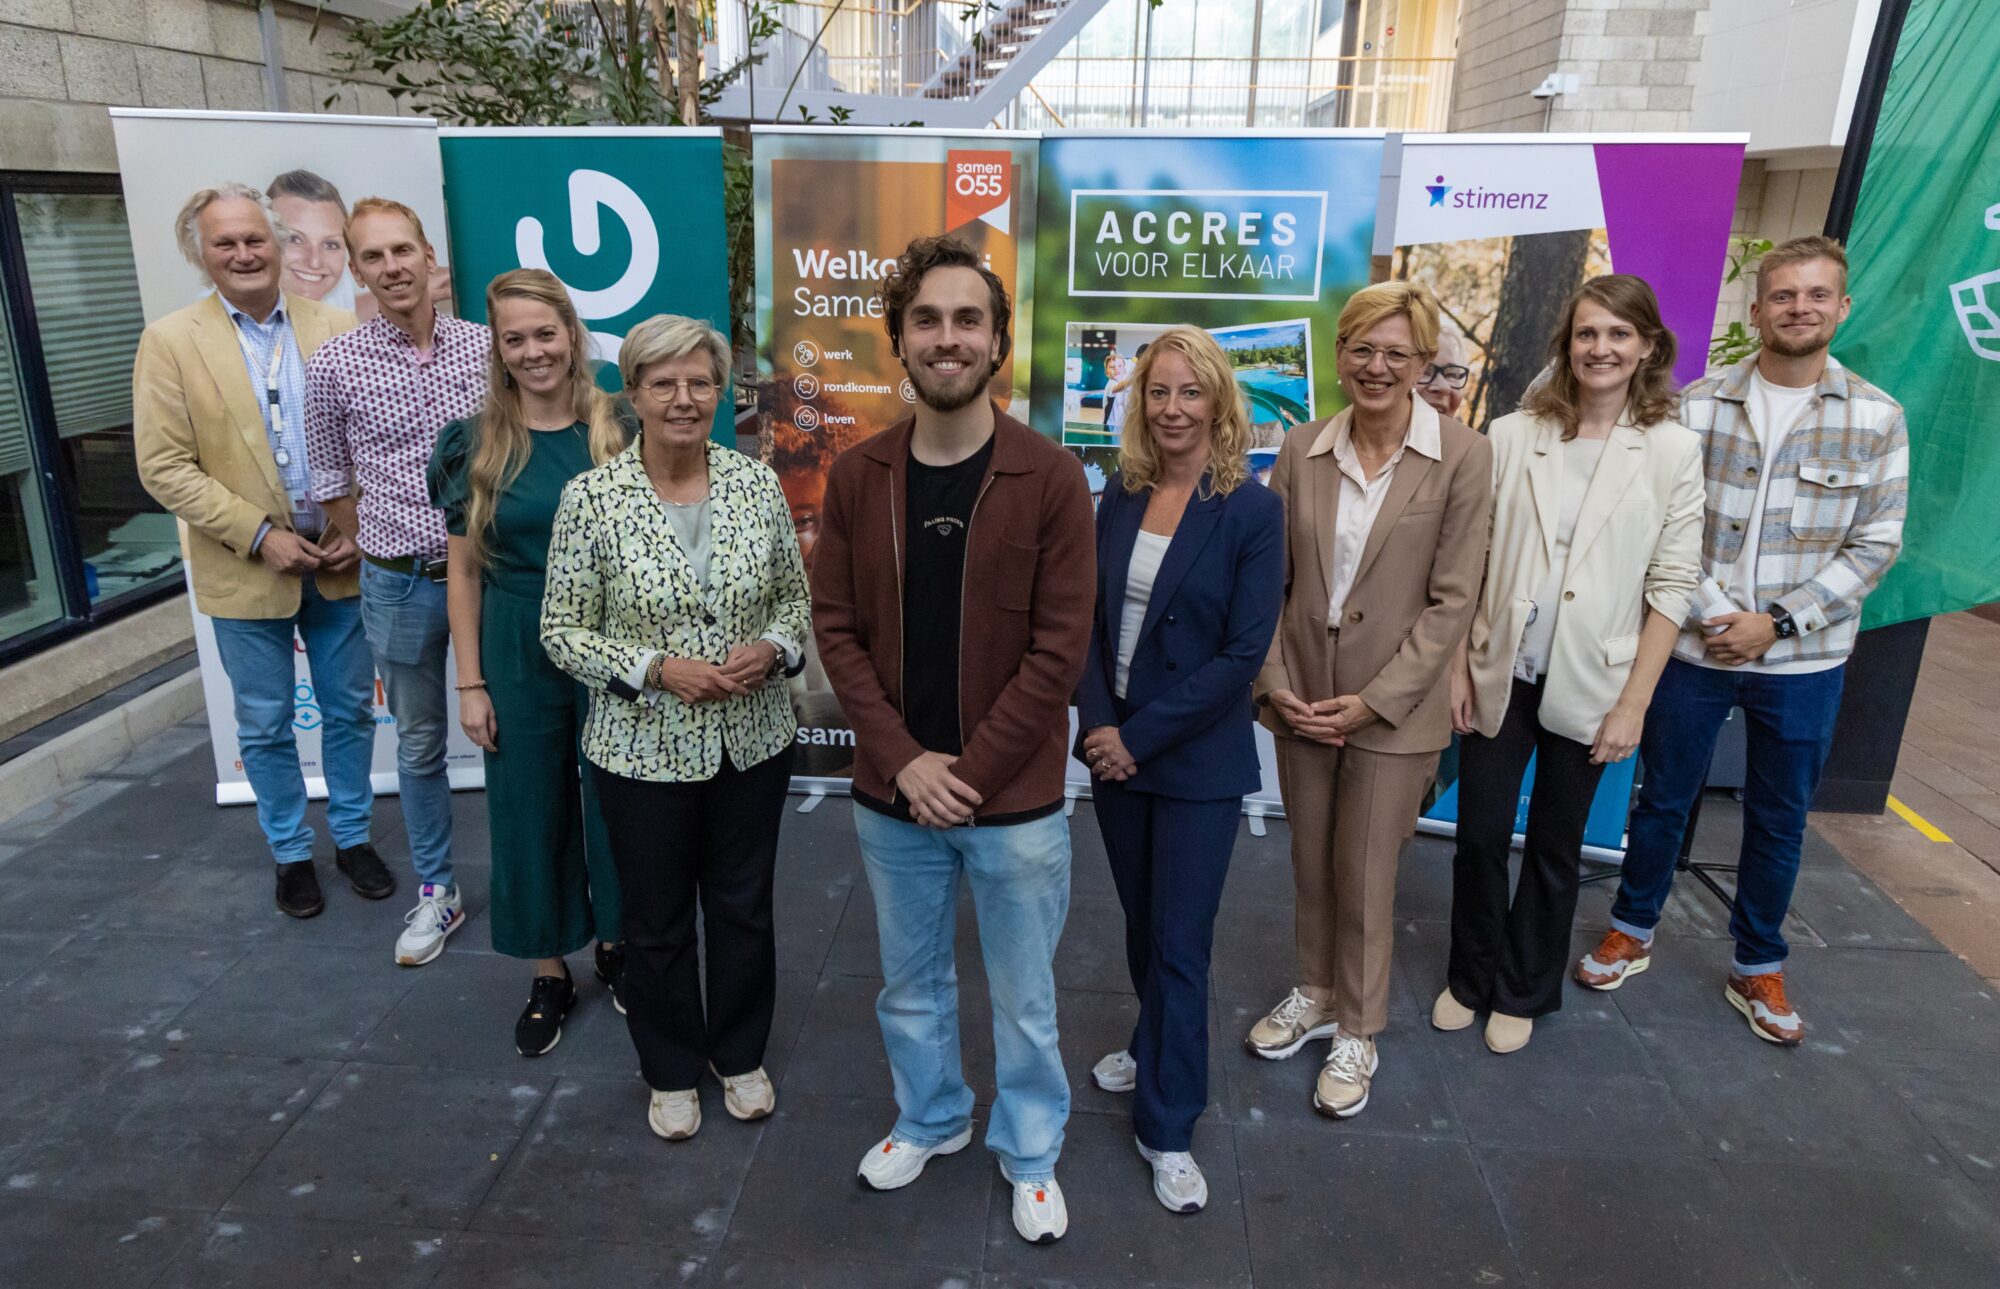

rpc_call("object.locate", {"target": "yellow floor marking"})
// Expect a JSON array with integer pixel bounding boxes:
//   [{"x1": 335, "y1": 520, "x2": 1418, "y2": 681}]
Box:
[{"x1": 1887, "y1": 795, "x2": 1953, "y2": 844}]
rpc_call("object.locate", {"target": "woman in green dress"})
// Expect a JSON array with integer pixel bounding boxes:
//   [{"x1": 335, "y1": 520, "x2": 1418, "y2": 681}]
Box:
[{"x1": 427, "y1": 268, "x2": 632, "y2": 1056}]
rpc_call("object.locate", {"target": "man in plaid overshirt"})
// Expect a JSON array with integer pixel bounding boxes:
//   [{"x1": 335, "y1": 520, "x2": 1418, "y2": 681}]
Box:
[{"x1": 1574, "y1": 236, "x2": 1908, "y2": 1045}]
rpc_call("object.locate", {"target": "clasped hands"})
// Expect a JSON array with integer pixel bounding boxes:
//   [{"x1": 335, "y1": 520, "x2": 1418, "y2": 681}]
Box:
[
  {"x1": 1081, "y1": 726, "x2": 1136, "y2": 782},
  {"x1": 259, "y1": 527, "x2": 359, "y2": 576},
  {"x1": 650, "y1": 640, "x2": 779, "y2": 704},
  {"x1": 1269, "y1": 689, "x2": 1377, "y2": 746}
]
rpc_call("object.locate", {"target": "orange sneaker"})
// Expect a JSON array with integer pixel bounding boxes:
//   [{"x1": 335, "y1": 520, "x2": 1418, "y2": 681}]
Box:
[
  {"x1": 1726, "y1": 971, "x2": 1804, "y2": 1046},
  {"x1": 1575, "y1": 929, "x2": 1652, "y2": 991}
]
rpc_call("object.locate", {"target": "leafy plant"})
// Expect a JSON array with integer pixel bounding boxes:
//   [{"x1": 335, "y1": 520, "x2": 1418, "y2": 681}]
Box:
[
  {"x1": 313, "y1": 0, "x2": 782, "y2": 357},
  {"x1": 1708, "y1": 236, "x2": 1773, "y2": 370}
]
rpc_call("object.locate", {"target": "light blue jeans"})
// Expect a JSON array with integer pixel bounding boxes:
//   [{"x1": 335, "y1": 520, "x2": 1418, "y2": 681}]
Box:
[
  {"x1": 359, "y1": 559, "x2": 454, "y2": 889},
  {"x1": 853, "y1": 807, "x2": 1072, "y2": 1183},
  {"x1": 209, "y1": 579, "x2": 375, "y2": 864}
]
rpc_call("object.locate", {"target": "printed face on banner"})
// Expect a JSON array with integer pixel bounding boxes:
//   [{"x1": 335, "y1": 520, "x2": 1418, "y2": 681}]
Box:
[
  {"x1": 1030, "y1": 134, "x2": 1381, "y2": 459},
  {"x1": 439, "y1": 132, "x2": 733, "y2": 409}
]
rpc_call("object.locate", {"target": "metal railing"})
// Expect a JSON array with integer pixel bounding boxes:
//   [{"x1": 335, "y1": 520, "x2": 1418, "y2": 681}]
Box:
[{"x1": 1008, "y1": 55, "x2": 1458, "y2": 131}]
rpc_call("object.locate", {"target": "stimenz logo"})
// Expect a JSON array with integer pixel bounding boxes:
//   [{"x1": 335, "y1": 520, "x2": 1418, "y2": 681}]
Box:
[{"x1": 1426, "y1": 174, "x2": 1550, "y2": 212}]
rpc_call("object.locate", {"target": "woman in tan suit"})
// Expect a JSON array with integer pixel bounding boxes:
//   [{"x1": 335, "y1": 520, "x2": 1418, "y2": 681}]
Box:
[
  {"x1": 1439, "y1": 276, "x2": 1703, "y2": 1053},
  {"x1": 1247, "y1": 282, "x2": 1493, "y2": 1119}
]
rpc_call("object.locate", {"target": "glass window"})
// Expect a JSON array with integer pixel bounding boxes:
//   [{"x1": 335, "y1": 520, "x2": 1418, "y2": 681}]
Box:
[
  {"x1": 0, "y1": 281, "x2": 65, "y2": 643},
  {"x1": 12, "y1": 192, "x2": 178, "y2": 606}
]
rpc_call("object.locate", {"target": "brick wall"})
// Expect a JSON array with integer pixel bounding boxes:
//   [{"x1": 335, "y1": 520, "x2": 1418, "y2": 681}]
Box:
[
  {"x1": 0, "y1": 0, "x2": 406, "y2": 173},
  {"x1": 1448, "y1": 0, "x2": 1713, "y2": 134}
]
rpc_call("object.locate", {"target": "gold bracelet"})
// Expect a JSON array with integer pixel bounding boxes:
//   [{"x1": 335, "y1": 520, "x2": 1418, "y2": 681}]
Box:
[{"x1": 454, "y1": 680, "x2": 487, "y2": 691}]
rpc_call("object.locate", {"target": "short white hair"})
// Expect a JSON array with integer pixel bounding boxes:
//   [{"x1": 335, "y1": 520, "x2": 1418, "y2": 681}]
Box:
[
  {"x1": 619, "y1": 314, "x2": 731, "y2": 389},
  {"x1": 174, "y1": 182, "x2": 289, "y2": 285}
]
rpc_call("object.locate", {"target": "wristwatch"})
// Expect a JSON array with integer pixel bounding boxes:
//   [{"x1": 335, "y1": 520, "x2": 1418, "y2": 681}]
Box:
[{"x1": 1767, "y1": 606, "x2": 1799, "y2": 640}]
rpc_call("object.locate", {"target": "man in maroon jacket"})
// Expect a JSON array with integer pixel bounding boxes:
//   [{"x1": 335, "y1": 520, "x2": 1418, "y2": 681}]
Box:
[{"x1": 812, "y1": 235, "x2": 1095, "y2": 1244}]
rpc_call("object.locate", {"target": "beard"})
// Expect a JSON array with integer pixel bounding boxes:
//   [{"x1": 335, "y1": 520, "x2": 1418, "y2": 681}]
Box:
[
  {"x1": 1760, "y1": 319, "x2": 1835, "y2": 359},
  {"x1": 906, "y1": 355, "x2": 992, "y2": 413}
]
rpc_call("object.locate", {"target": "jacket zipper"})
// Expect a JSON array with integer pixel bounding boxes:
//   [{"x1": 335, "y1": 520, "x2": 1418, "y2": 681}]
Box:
[{"x1": 955, "y1": 471, "x2": 997, "y2": 825}]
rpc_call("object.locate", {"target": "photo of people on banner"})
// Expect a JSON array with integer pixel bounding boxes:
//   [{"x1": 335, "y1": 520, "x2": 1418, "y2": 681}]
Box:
[
  {"x1": 752, "y1": 128, "x2": 1041, "y2": 778},
  {"x1": 109, "y1": 109, "x2": 484, "y2": 805}
]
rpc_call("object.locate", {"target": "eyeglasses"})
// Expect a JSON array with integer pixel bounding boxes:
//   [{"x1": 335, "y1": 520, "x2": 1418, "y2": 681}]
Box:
[
  {"x1": 1340, "y1": 342, "x2": 1422, "y2": 371},
  {"x1": 637, "y1": 376, "x2": 719, "y2": 404},
  {"x1": 1419, "y1": 362, "x2": 1470, "y2": 389}
]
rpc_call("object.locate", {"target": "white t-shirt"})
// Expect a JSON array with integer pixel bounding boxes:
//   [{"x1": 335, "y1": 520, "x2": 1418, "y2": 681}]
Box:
[
  {"x1": 1693, "y1": 369, "x2": 1843, "y2": 675},
  {"x1": 1516, "y1": 436, "x2": 1608, "y2": 682},
  {"x1": 1116, "y1": 530, "x2": 1173, "y2": 700}
]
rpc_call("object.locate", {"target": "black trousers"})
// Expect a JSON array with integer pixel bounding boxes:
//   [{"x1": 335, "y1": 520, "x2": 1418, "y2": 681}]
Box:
[
  {"x1": 1447, "y1": 678, "x2": 1608, "y2": 1019},
  {"x1": 593, "y1": 748, "x2": 792, "y2": 1091}
]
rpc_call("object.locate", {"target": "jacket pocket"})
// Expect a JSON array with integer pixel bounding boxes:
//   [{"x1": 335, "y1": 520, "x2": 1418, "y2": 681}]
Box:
[
  {"x1": 1790, "y1": 459, "x2": 1867, "y2": 540},
  {"x1": 1603, "y1": 632, "x2": 1639, "y2": 666},
  {"x1": 997, "y1": 539, "x2": 1037, "y2": 611}
]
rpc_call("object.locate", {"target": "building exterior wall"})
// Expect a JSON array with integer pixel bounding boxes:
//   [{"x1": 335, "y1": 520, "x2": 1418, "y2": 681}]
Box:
[
  {"x1": 1448, "y1": 0, "x2": 1713, "y2": 134},
  {"x1": 0, "y1": 0, "x2": 405, "y2": 175}
]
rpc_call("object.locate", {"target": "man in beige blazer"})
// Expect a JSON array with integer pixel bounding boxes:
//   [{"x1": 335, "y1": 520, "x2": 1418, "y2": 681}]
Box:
[
  {"x1": 134, "y1": 182, "x2": 389, "y2": 920},
  {"x1": 1242, "y1": 281, "x2": 1491, "y2": 1120}
]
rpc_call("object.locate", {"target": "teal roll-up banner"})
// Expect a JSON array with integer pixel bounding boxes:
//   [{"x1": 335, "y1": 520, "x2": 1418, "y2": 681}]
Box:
[{"x1": 438, "y1": 126, "x2": 735, "y2": 443}]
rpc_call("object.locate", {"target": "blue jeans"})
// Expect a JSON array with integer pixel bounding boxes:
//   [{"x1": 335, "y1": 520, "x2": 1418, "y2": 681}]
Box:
[
  {"x1": 209, "y1": 579, "x2": 376, "y2": 864},
  {"x1": 359, "y1": 559, "x2": 454, "y2": 888},
  {"x1": 853, "y1": 807, "x2": 1072, "y2": 1184},
  {"x1": 1610, "y1": 657, "x2": 1846, "y2": 971}
]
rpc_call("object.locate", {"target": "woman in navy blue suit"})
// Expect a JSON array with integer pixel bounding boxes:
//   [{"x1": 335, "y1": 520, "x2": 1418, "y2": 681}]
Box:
[{"x1": 1077, "y1": 325, "x2": 1285, "y2": 1214}]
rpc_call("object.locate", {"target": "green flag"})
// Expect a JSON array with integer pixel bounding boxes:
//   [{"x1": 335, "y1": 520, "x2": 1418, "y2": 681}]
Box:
[{"x1": 1838, "y1": 0, "x2": 2000, "y2": 626}]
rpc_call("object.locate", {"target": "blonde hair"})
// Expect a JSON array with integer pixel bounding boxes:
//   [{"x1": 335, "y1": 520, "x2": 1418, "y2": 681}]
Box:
[
  {"x1": 1336, "y1": 280, "x2": 1441, "y2": 354},
  {"x1": 1117, "y1": 326, "x2": 1252, "y2": 497},
  {"x1": 1757, "y1": 234, "x2": 1849, "y2": 298},
  {"x1": 345, "y1": 196, "x2": 430, "y2": 249},
  {"x1": 619, "y1": 314, "x2": 732, "y2": 390},
  {"x1": 174, "y1": 182, "x2": 287, "y2": 284},
  {"x1": 462, "y1": 269, "x2": 628, "y2": 569}
]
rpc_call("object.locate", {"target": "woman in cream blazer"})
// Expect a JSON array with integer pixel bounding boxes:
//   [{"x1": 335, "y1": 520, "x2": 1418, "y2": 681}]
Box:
[{"x1": 1440, "y1": 275, "x2": 1703, "y2": 1054}]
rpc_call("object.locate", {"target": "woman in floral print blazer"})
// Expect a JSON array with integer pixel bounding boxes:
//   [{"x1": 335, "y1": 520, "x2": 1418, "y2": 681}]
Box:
[{"x1": 541, "y1": 314, "x2": 809, "y2": 1142}]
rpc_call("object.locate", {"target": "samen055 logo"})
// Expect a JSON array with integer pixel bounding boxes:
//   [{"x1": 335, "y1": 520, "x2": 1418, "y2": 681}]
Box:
[
  {"x1": 515, "y1": 169, "x2": 660, "y2": 362},
  {"x1": 1947, "y1": 201, "x2": 2000, "y2": 362}
]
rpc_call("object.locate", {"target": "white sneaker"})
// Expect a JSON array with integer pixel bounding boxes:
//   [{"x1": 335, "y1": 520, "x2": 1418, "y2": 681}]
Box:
[
  {"x1": 1136, "y1": 1138, "x2": 1208, "y2": 1213},
  {"x1": 713, "y1": 1065, "x2": 775, "y2": 1121},
  {"x1": 1010, "y1": 1176, "x2": 1068, "y2": 1243},
  {"x1": 1091, "y1": 1049, "x2": 1136, "y2": 1092},
  {"x1": 394, "y1": 883, "x2": 463, "y2": 966},
  {"x1": 856, "y1": 1126, "x2": 973, "y2": 1191},
  {"x1": 648, "y1": 1088, "x2": 700, "y2": 1140}
]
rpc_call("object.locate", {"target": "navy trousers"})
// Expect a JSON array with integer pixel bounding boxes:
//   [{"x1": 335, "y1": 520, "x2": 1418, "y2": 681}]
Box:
[{"x1": 1093, "y1": 780, "x2": 1240, "y2": 1152}]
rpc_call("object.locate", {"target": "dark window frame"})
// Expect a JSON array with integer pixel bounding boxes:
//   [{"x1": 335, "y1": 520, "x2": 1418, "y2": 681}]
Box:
[{"x1": 0, "y1": 169, "x2": 182, "y2": 668}]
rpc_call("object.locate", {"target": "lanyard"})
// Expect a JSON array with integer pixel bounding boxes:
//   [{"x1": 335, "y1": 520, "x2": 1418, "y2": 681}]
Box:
[{"x1": 232, "y1": 315, "x2": 292, "y2": 467}]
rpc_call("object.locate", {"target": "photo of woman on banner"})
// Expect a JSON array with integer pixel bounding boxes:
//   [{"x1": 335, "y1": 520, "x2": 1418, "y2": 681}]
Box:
[
  {"x1": 1439, "y1": 274, "x2": 1703, "y2": 1055},
  {"x1": 268, "y1": 169, "x2": 358, "y2": 312},
  {"x1": 761, "y1": 387, "x2": 864, "y2": 778}
]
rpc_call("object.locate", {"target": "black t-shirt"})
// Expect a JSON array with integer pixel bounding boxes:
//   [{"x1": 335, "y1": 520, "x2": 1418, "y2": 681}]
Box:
[{"x1": 900, "y1": 437, "x2": 994, "y2": 757}]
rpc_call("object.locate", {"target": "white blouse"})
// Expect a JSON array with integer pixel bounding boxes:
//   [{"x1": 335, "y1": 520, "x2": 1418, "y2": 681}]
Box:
[{"x1": 1116, "y1": 530, "x2": 1173, "y2": 700}]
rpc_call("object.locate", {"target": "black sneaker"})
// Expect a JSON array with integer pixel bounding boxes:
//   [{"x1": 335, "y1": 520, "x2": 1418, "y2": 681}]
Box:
[
  {"x1": 335, "y1": 843, "x2": 396, "y2": 900},
  {"x1": 595, "y1": 941, "x2": 627, "y2": 1016},
  {"x1": 516, "y1": 968, "x2": 577, "y2": 1057},
  {"x1": 275, "y1": 861, "x2": 325, "y2": 919}
]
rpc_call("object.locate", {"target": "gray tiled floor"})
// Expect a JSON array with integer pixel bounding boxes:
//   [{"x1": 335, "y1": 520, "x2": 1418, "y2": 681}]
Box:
[{"x1": 4, "y1": 716, "x2": 2000, "y2": 1287}]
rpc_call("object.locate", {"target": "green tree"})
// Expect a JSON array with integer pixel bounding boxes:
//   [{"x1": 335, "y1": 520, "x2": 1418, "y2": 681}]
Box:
[{"x1": 315, "y1": 0, "x2": 781, "y2": 358}]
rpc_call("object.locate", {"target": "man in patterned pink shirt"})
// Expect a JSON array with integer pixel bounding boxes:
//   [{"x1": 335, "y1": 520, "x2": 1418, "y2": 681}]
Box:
[{"x1": 305, "y1": 196, "x2": 490, "y2": 967}]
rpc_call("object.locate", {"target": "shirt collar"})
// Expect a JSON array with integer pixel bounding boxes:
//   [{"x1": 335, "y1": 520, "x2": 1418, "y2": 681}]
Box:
[
  {"x1": 1320, "y1": 391, "x2": 1442, "y2": 469},
  {"x1": 223, "y1": 295, "x2": 285, "y2": 328}
]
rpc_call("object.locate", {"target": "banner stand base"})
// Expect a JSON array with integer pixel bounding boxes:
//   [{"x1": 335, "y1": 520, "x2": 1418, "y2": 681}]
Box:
[
  {"x1": 794, "y1": 788, "x2": 826, "y2": 814},
  {"x1": 1414, "y1": 815, "x2": 1630, "y2": 866}
]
